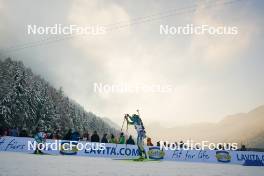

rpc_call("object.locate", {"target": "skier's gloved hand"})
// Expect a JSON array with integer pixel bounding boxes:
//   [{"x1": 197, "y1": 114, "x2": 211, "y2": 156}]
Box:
[{"x1": 124, "y1": 114, "x2": 129, "y2": 120}]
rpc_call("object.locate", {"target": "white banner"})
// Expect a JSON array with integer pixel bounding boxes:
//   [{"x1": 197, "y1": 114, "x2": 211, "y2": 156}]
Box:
[{"x1": 0, "y1": 136, "x2": 264, "y2": 166}]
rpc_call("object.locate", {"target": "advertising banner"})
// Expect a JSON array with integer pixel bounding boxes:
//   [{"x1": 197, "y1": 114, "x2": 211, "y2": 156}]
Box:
[{"x1": 1, "y1": 136, "x2": 264, "y2": 166}]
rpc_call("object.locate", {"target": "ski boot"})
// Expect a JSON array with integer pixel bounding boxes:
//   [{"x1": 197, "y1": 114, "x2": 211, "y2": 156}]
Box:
[{"x1": 133, "y1": 156, "x2": 145, "y2": 161}]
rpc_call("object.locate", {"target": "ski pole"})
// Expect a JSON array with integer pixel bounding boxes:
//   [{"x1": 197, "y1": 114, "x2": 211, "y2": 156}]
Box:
[
  {"x1": 126, "y1": 119, "x2": 129, "y2": 133},
  {"x1": 121, "y1": 115, "x2": 126, "y2": 132}
]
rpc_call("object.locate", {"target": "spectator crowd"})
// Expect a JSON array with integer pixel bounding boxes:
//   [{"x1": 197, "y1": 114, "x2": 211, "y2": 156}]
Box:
[
  {"x1": 0, "y1": 127, "x2": 154, "y2": 146},
  {"x1": 0, "y1": 127, "x2": 248, "y2": 150}
]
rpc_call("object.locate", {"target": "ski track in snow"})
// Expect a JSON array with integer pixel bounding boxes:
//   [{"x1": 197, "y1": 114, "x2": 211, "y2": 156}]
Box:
[{"x1": 0, "y1": 152, "x2": 263, "y2": 176}]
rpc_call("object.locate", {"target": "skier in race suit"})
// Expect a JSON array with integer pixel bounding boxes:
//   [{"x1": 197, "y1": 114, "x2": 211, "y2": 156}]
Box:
[{"x1": 125, "y1": 113, "x2": 147, "y2": 160}]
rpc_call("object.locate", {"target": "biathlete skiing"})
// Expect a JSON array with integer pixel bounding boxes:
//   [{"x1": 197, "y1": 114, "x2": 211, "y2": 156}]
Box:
[{"x1": 124, "y1": 110, "x2": 147, "y2": 161}]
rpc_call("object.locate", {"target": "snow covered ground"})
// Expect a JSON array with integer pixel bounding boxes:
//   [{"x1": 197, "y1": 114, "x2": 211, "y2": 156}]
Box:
[{"x1": 0, "y1": 152, "x2": 263, "y2": 176}]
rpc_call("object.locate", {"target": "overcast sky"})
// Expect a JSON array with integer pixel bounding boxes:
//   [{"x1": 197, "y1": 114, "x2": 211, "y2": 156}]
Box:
[{"x1": 0, "y1": 0, "x2": 264, "y2": 127}]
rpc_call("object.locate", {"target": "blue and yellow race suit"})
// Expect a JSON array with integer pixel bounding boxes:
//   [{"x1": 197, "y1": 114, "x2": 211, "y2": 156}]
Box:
[{"x1": 126, "y1": 114, "x2": 147, "y2": 158}]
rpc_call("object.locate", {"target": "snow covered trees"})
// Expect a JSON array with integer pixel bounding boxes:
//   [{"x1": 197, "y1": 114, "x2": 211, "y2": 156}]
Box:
[{"x1": 0, "y1": 58, "x2": 117, "y2": 137}]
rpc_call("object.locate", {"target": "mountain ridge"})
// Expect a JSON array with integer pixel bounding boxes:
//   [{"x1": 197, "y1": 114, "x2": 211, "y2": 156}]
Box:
[{"x1": 147, "y1": 105, "x2": 264, "y2": 148}]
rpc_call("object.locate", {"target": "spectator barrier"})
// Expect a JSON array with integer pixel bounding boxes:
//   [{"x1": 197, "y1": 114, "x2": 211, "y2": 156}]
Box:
[{"x1": 0, "y1": 136, "x2": 264, "y2": 166}]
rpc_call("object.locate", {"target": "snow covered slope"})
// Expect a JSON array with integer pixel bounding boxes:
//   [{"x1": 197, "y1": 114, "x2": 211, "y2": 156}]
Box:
[{"x1": 0, "y1": 152, "x2": 263, "y2": 176}]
